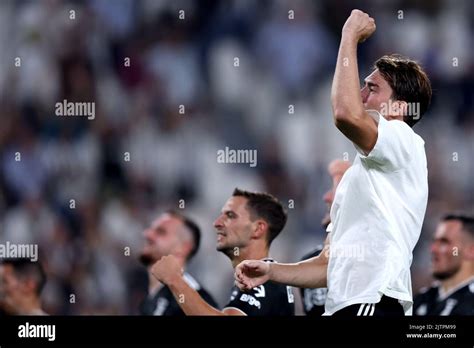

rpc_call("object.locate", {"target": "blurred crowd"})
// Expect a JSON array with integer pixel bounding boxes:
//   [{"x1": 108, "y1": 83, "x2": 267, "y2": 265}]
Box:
[{"x1": 0, "y1": 0, "x2": 472, "y2": 314}]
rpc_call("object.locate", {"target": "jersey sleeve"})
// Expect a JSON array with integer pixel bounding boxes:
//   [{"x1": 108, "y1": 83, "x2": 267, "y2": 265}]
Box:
[
  {"x1": 355, "y1": 110, "x2": 415, "y2": 172},
  {"x1": 223, "y1": 284, "x2": 275, "y2": 316}
]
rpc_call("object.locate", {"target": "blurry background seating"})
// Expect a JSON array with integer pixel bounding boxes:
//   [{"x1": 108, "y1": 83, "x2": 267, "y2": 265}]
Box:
[{"x1": 0, "y1": 0, "x2": 472, "y2": 314}]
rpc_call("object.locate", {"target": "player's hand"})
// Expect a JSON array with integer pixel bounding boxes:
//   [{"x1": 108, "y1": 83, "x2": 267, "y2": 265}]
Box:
[
  {"x1": 151, "y1": 255, "x2": 183, "y2": 285},
  {"x1": 342, "y1": 9, "x2": 376, "y2": 43},
  {"x1": 234, "y1": 260, "x2": 270, "y2": 291}
]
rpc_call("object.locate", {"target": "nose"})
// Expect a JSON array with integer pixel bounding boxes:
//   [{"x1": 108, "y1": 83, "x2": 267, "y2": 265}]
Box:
[
  {"x1": 214, "y1": 216, "x2": 223, "y2": 229},
  {"x1": 361, "y1": 87, "x2": 368, "y2": 103}
]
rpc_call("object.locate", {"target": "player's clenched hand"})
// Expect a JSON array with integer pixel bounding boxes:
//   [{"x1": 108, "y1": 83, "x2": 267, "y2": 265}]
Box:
[
  {"x1": 151, "y1": 255, "x2": 183, "y2": 285},
  {"x1": 342, "y1": 9, "x2": 376, "y2": 43},
  {"x1": 234, "y1": 260, "x2": 271, "y2": 291}
]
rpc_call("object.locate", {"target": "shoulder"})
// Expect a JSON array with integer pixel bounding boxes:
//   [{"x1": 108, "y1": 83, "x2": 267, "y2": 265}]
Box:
[
  {"x1": 414, "y1": 284, "x2": 438, "y2": 304},
  {"x1": 413, "y1": 284, "x2": 439, "y2": 315},
  {"x1": 184, "y1": 272, "x2": 218, "y2": 307},
  {"x1": 359, "y1": 112, "x2": 424, "y2": 170},
  {"x1": 183, "y1": 272, "x2": 202, "y2": 291},
  {"x1": 415, "y1": 284, "x2": 438, "y2": 297},
  {"x1": 453, "y1": 279, "x2": 474, "y2": 298},
  {"x1": 443, "y1": 280, "x2": 474, "y2": 315}
]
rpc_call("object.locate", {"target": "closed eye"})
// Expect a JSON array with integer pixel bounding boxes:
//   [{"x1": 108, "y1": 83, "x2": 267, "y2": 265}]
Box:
[{"x1": 366, "y1": 82, "x2": 378, "y2": 92}]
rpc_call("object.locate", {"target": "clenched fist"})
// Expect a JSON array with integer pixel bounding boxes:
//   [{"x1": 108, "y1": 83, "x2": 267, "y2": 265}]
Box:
[
  {"x1": 342, "y1": 9, "x2": 376, "y2": 43},
  {"x1": 151, "y1": 255, "x2": 183, "y2": 285},
  {"x1": 234, "y1": 260, "x2": 271, "y2": 291}
]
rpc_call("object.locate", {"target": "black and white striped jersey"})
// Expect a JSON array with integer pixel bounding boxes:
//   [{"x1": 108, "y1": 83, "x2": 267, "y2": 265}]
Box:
[{"x1": 414, "y1": 277, "x2": 474, "y2": 316}]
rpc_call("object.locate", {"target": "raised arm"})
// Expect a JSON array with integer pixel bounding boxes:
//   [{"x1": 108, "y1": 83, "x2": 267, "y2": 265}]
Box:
[
  {"x1": 151, "y1": 255, "x2": 244, "y2": 316},
  {"x1": 331, "y1": 9, "x2": 378, "y2": 154}
]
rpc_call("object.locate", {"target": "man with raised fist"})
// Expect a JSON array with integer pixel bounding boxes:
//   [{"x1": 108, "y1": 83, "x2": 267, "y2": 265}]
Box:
[
  {"x1": 139, "y1": 210, "x2": 217, "y2": 315},
  {"x1": 235, "y1": 9, "x2": 432, "y2": 317},
  {"x1": 151, "y1": 188, "x2": 294, "y2": 316}
]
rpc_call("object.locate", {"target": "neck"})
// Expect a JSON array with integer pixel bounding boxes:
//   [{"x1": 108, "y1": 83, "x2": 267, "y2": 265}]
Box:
[
  {"x1": 386, "y1": 115, "x2": 404, "y2": 122},
  {"x1": 228, "y1": 243, "x2": 269, "y2": 269},
  {"x1": 440, "y1": 264, "x2": 474, "y2": 294}
]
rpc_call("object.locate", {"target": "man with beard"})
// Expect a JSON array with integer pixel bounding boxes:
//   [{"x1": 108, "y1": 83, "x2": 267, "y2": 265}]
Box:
[
  {"x1": 414, "y1": 214, "x2": 474, "y2": 315},
  {"x1": 299, "y1": 159, "x2": 350, "y2": 316},
  {"x1": 151, "y1": 188, "x2": 294, "y2": 315},
  {"x1": 138, "y1": 210, "x2": 217, "y2": 315}
]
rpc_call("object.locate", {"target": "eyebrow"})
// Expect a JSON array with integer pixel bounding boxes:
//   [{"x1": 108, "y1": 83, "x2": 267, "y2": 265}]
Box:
[
  {"x1": 432, "y1": 237, "x2": 450, "y2": 242},
  {"x1": 364, "y1": 80, "x2": 379, "y2": 88}
]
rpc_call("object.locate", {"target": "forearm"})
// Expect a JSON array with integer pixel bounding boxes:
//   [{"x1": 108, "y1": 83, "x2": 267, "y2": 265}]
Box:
[
  {"x1": 268, "y1": 254, "x2": 328, "y2": 288},
  {"x1": 167, "y1": 276, "x2": 224, "y2": 316},
  {"x1": 331, "y1": 33, "x2": 364, "y2": 120}
]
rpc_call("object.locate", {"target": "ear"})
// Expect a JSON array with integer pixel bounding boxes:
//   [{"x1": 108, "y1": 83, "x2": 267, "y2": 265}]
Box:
[
  {"x1": 175, "y1": 240, "x2": 193, "y2": 260},
  {"x1": 252, "y1": 220, "x2": 268, "y2": 240},
  {"x1": 465, "y1": 243, "x2": 474, "y2": 261}
]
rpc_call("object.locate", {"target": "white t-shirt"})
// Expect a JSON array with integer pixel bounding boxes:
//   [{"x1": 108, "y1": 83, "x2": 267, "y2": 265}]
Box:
[{"x1": 324, "y1": 110, "x2": 428, "y2": 315}]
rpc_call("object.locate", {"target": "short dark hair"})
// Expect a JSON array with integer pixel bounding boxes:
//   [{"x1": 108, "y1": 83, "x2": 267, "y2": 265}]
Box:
[
  {"x1": 375, "y1": 54, "x2": 432, "y2": 127},
  {"x1": 232, "y1": 188, "x2": 288, "y2": 246},
  {"x1": 442, "y1": 213, "x2": 474, "y2": 239},
  {"x1": 166, "y1": 210, "x2": 201, "y2": 260},
  {"x1": 0, "y1": 259, "x2": 46, "y2": 295}
]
